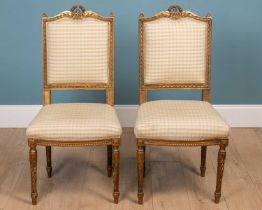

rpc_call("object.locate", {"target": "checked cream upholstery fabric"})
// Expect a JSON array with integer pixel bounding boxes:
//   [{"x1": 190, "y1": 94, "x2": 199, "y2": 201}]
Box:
[
  {"x1": 46, "y1": 18, "x2": 110, "y2": 84},
  {"x1": 27, "y1": 103, "x2": 122, "y2": 141},
  {"x1": 135, "y1": 100, "x2": 230, "y2": 140},
  {"x1": 143, "y1": 17, "x2": 208, "y2": 85}
]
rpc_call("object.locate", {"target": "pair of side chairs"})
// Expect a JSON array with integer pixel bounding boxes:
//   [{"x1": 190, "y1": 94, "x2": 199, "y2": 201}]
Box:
[{"x1": 26, "y1": 5, "x2": 230, "y2": 205}]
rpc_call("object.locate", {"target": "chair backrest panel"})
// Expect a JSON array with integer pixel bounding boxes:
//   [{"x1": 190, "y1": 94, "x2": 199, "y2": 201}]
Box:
[
  {"x1": 42, "y1": 6, "x2": 114, "y2": 106},
  {"x1": 46, "y1": 18, "x2": 110, "y2": 85},
  {"x1": 139, "y1": 5, "x2": 212, "y2": 104},
  {"x1": 143, "y1": 17, "x2": 208, "y2": 85}
]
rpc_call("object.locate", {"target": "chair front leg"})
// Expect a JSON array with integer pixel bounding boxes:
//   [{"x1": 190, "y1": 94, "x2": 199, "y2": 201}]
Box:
[
  {"x1": 29, "y1": 142, "x2": 38, "y2": 205},
  {"x1": 112, "y1": 139, "x2": 120, "y2": 204},
  {"x1": 137, "y1": 139, "x2": 145, "y2": 205},
  {"x1": 107, "y1": 145, "x2": 113, "y2": 177},
  {"x1": 200, "y1": 146, "x2": 207, "y2": 177},
  {"x1": 46, "y1": 146, "x2": 52, "y2": 178},
  {"x1": 214, "y1": 140, "x2": 228, "y2": 203}
]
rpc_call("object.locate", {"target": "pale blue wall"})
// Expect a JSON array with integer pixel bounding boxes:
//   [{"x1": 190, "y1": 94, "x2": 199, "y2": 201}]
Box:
[{"x1": 0, "y1": 0, "x2": 261, "y2": 104}]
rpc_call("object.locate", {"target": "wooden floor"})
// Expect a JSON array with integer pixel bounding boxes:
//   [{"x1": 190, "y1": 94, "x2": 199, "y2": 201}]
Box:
[{"x1": 1, "y1": 128, "x2": 262, "y2": 210}]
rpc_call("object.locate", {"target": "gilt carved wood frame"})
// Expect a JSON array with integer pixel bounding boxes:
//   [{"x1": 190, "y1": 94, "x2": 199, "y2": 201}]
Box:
[
  {"x1": 137, "y1": 5, "x2": 229, "y2": 204},
  {"x1": 28, "y1": 5, "x2": 120, "y2": 205}
]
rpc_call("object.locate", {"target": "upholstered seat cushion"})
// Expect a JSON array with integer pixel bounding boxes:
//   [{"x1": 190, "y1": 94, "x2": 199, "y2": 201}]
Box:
[
  {"x1": 134, "y1": 100, "x2": 230, "y2": 140},
  {"x1": 27, "y1": 103, "x2": 122, "y2": 141}
]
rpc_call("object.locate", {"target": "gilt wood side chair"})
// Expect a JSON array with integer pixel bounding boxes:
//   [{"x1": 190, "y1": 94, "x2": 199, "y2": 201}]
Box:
[
  {"x1": 135, "y1": 5, "x2": 230, "y2": 204},
  {"x1": 26, "y1": 5, "x2": 121, "y2": 205}
]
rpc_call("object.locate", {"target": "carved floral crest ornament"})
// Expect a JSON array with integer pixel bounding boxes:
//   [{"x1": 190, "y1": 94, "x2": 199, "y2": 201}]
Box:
[
  {"x1": 167, "y1": 5, "x2": 186, "y2": 19},
  {"x1": 70, "y1": 5, "x2": 86, "y2": 19},
  {"x1": 168, "y1": 5, "x2": 183, "y2": 15},
  {"x1": 139, "y1": 4, "x2": 205, "y2": 22}
]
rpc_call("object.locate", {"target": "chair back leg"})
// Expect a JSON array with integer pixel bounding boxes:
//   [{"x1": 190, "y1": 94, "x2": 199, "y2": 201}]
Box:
[
  {"x1": 107, "y1": 145, "x2": 113, "y2": 177},
  {"x1": 143, "y1": 145, "x2": 146, "y2": 176},
  {"x1": 200, "y1": 146, "x2": 207, "y2": 177},
  {"x1": 46, "y1": 146, "x2": 52, "y2": 178}
]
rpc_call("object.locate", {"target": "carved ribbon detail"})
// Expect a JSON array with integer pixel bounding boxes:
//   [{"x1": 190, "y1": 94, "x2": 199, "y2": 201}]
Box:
[
  {"x1": 168, "y1": 5, "x2": 183, "y2": 15},
  {"x1": 70, "y1": 5, "x2": 86, "y2": 18}
]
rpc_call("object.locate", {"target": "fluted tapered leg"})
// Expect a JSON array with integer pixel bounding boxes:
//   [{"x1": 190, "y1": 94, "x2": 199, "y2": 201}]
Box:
[
  {"x1": 107, "y1": 145, "x2": 113, "y2": 177},
  {"x1": 29, "y1": 143, "x2": 38, "y2": 205},
  {"x1": 137, "y1": 139, "x2": 145, "y2": 205},
  {"x1": 46, "y1": 146, "x2": 52, "y2": 178},
  {"x1": 200, "y1": 146, "x2": 207, "y2": 177},
  {"x1": 214, "y1": 141, "x2": 228, "y2": 203},
  {"x1": 112, "y1": 139, "x2": 120, "y2": 204}
]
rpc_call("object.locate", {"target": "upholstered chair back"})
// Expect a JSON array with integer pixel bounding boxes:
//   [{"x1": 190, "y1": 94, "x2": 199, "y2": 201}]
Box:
[
  {"x1": 46, "y1": 18, "x2": 110, "y2": 85},
  {"x1": 42, "y1": 6, "x2": 114, "y2": 105},
  {"x1": 139, "y1": 6, "x2": 212, "y2": 88},
  {"x1": 42, "y1": 6, "x2": 114, "y2": 88}
]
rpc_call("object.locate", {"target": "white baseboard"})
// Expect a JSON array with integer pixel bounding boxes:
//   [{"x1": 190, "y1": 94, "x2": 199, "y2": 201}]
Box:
[
  {"x1": 0, "y1": 105, "x2": 42, "y2": 128},
  {"x1": 0, "y1": 104, "x2": 261, "y2": 128}
]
